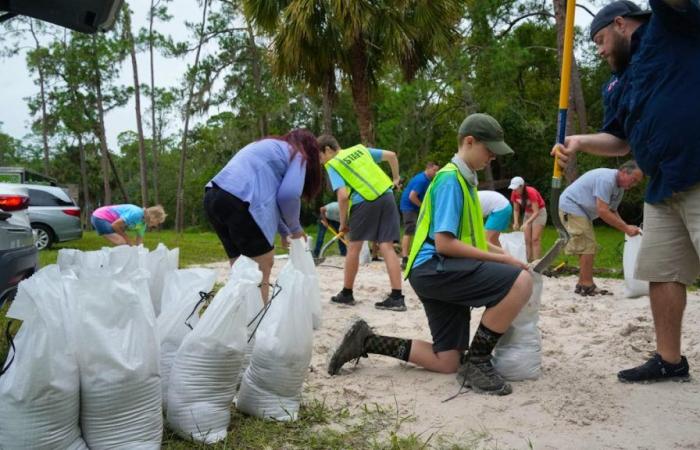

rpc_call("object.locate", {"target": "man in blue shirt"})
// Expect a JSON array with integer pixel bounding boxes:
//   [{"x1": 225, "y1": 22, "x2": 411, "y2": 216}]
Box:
[
  {"x1": 399, "y1": 162, "x2": 440, "y2": 269},
  {"x1": 555, "y1": 0, "x2": 700, "y2": 383}
]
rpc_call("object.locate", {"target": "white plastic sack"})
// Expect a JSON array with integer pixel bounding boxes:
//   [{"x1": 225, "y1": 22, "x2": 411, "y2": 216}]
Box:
[
  {"x1": 289, "y1": 238, "x2": 322, "y2": 330},
  {"x1": 166, "y1": 257, "x2": 258, "y2": 443},
  {"x1": 158, "y1": 268, "x2": 217, "y2": 411},
  {"x1": 236, "y1": 244, "x2": 315, "y2": 421},
  {"x1": 145, "y1": 243, "x2": 179, "y2": 316},
  {"x1": 623, "y1": 234, "x2": 649, "y2": 298},
  {"x1": 499, "y1": 232, "x2": 527, "y2": 262},
  {"x1": 65, "y1": 268, "x2": 162, "y2": 450},
  {"x1": 0, "y1": 266, "x2": 88, "y2": 450},
  {"x1": 492, "y1": 273, "x2": 543, "y2": 381},
  {"x1": 359, "y1": 240, "x2": 372, "y2": 265}
]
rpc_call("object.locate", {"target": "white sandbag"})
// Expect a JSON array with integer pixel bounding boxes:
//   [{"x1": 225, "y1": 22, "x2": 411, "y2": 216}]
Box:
[
  {"x1": 146, "y1": 243, "x2": 179, "y2": 316},
  {"x1": 166, "y1": 257, "x2": 258, "y2": 443},
  {"x1": 623, "y1": 234, "x2": 649, "y2": 298},
  {"x1": 359, "y1": 240, "x2": 372, "y2": 265},
  {"x1": 499, "y1": 232, "x2": 527, "y2": 262},
  {"x1": 493, "y1": 273, "x2": 543, "y2": 381},
  {"x1": 289, "y1": 238, "x2": 322, "y2": 330},
  {"x1": 0, "y1": 266, "x2": 88, "y2": 450},
  {"x1": 236, "y1": 242, "x2": 315, "y2": 421},
  {"x1": 158, "y1": 268, "x2": 217, "y2": 411},
  {"x1": 65, "y1": 268, "x2": 162, "y2": 450}
]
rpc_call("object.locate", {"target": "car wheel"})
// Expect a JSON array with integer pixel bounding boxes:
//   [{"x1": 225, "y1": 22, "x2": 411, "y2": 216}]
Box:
[{"x1": 33, "y1": 224, "x2": 54, "y2": 250}]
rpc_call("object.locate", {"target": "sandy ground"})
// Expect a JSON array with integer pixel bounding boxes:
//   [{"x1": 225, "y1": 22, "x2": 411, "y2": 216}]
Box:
[{"x1": 201, "y1": 256, "x2": 700, "y2": 449}]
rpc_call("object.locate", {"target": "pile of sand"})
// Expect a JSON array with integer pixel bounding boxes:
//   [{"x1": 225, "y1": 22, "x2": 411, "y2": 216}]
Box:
[{"x1": 203, "y1": 256, "x2": 700, "y2": 449}]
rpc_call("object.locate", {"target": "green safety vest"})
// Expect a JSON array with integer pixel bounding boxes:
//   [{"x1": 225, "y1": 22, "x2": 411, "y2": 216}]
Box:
[
  {"x1": 404, "y1": 163, "x2": 488, "y2": 278},
  {"x1": 326, "y1": 144, "x2": 393, "y2": 202}
]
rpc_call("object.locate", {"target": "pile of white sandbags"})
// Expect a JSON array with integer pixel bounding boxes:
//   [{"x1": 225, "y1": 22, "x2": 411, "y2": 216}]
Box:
[
  {"x1": 492, "y1": 232, "x2": 543, "y2": 381},
  {"x1": 1, "y1": 244, "x2": 182, "y2": 449}
]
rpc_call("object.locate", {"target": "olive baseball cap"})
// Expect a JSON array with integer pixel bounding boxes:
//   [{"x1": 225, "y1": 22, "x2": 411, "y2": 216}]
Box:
[
  {"x1": 458, "y1": 113, "x2": 514, "y2": 156},
  {"x1": 589, "y1": 1, "x2": 651, "y2": 40}
]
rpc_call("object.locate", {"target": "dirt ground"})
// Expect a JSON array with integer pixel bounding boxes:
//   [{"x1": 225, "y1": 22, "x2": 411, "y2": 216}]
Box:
[{"x1": 202, "y1": 256, "x2": 700, "y2": 449}]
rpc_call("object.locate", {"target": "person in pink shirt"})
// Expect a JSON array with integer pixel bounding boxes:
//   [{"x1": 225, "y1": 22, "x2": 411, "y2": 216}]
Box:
[
  {"x1": 91, "y1": 204, "x2": 166, "y2": 246},
  {"x1": 509, "y1": 177, "x2": 547, "y2": 262}
]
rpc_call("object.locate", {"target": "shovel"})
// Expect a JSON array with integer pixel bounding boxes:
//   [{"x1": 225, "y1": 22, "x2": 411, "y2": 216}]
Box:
[
  {"x1": 533, "y1": 0, "x2": 575, "y2": 273},
  {"x1": 313, "y1": 222, "x2": 348, "y2": 266}
]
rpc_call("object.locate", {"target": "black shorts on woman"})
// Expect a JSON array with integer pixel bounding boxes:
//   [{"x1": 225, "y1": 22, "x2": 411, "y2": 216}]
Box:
[{"x1": 203, "y1": 184, "x2": 273, "y2": 258}]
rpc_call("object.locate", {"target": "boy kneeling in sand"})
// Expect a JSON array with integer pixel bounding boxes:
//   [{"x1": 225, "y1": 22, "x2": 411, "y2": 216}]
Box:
[{"x1": 327, "y1": 114, "x2": 533, "y2": 395}]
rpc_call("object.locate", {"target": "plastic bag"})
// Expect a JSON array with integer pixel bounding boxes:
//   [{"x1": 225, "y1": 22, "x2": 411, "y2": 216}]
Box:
[
  {"x1": 157, "y1": 268, "x2": 217, "y2": 411},
  {"x1": 65, "y1": 267, "x2": 162, "y2": 450},
  {"x1": 289, "y1": 238, "x2": 322, "y2": 330},
  {"x1": 0, "y1": 266, "x2": 88, "y2": 450},
  {"x1": 623, "y1": 234, "x2": 649, "y2": 298},
  {"x1": 145, "y1": 243, "x2": 179, "y2": 316},
  {"x1": 359, "y1": 241, "x2": 372, "y2": 265},
  {"x1": 499, "y1": 232, "x2": 527, "y2": 262},
  {"x1": 166, "y1": 257, "x2": 258, "y2": 443},
  {"x1": 236, "y1": 241, "x2": 315, "y2": 421},
  {"x1": 492, "y1": 273, "x2": 543, "y2": 381}
]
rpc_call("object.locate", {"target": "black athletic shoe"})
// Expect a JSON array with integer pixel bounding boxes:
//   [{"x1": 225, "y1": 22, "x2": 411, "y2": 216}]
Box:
[
  {"x1": 331, "y1": 290, "x2": 356, "y2": 305},
  {"x1": 456, "y1": 355, "x2": 512, "y2": 396},
  {"x1": 327, "y1": 318, "x2": 372, "y2": 375},
  {"x1": 374, "y1": 294, "x2": 407, "y2": 312},
  {"x1": 618, "y1": 353, "x2": 690, "y2": 383}
]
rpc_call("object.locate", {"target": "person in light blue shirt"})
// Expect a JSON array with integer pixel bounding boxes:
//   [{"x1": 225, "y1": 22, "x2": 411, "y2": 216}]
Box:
[
  {"x1": 313, "y1": 201, "x2": 347, "y2": 257},
  {"x1": 399, "y1": 162, "x2": 440, "y2": 268},
  {"x1": 559, "y1": 162, "x2": 643, "y2": 297}
]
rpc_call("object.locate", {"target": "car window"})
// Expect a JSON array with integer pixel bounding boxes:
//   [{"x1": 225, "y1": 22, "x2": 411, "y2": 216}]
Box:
[{"x1": 28, "y1": 189, "x2": 74, "y2": 207}]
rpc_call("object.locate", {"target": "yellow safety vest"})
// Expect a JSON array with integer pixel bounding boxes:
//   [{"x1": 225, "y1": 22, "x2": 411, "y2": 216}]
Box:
[
  {"x1": 404, "y1": 163, "x2": 488, "y2": 278},
  {"x1": 326, "y1": 144, "x2": 393, "y2": 201}
]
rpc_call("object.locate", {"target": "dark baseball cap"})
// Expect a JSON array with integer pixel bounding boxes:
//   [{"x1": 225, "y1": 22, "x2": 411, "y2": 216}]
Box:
[
  {"x1": 458, "y1": 113, "x2": 513, "y2": 156},
  {"x1": 590, "y1": 1, "x2": 651, "y2": 40}
]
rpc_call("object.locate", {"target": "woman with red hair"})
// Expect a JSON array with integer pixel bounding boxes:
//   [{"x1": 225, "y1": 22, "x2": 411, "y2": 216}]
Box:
[{"x1": 203, "y1": 129, "x2": 322, "y2": 301}]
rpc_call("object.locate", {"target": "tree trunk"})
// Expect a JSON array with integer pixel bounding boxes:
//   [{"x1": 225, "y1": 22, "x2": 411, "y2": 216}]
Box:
[
  {"x1": 553, "y1": 0, "x2": 580, "y2": 183},
  {"x1": 106, "y1": 150, "x2": 130, "y2": 203},
  {"x1": 149, "y1": 0, "x2": 160, "y2": 206},
  {"x1": 246, "y1": 20, "x2": 267, "y2": 137},
  {"x1": 92, "y1": 36, "x2": 112, "y2": 204},
  {"x1": 176, "y1": 0, "x2": 209, "y2": 233},
  {"x1": 29, "y1": 20, "x2": 51, "y2": 176},
  {"x1": 321, "y1": 70, "x2": 336, "y2": 134},
  {"x1": 124, "y1": 8, "x2": 149, "y2": 206},
  {"x1": 77, "y1": 133, "x2": 91, "y2": 230},
  {"x1": 348, "y1": 39, "x2": 375, "y2": 146}
]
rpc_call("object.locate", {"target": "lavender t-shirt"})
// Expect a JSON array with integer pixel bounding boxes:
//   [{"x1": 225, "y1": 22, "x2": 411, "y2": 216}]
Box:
[{"x1": 210, "y1": 139, "x2": 306, "y2": 245}]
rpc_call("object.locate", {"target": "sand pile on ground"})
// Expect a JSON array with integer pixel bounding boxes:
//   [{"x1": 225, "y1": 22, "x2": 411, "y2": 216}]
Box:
[{"x1": 202, "y1": 257, "x2": 700, "y2": 449}]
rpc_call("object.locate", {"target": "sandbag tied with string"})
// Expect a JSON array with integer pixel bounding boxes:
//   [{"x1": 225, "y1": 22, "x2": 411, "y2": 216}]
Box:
[
  {"x1": 236, "y1": 238, "x2": 316, "y2": 421},
  {"x1": 0, "y1": 266, "x2": 88, "y2": 450},
  {"x1": 65, "y1": 266, "x2": 162, "y2": 450},
  {"x1": 166, "y1": 257, "x2": 259, "y2": 444},
  {"x1": 157, "y1": 268, "x2": 217, "y2": 411}
]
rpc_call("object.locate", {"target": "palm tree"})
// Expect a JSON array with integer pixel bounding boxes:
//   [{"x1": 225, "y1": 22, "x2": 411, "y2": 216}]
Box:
[{"x1": 243, "y1": 0, "x2": 464, "y2": 145}]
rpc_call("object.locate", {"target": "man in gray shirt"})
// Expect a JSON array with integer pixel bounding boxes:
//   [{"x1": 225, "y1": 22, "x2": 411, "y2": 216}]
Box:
[{"x1": 559, "y1": 160, "x2": 643, "y2": 295}]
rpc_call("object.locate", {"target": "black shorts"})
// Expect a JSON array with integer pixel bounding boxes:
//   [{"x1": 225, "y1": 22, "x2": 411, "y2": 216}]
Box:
[
  {"x1": 203, "y1": 186, "x2": 273, "y2": 259},
  {"x1": 408, "y1": 255, "x2": 521, "y2": 353},
  {"x1": 402, "y1": 210, "x2": 418, "y2": 235}
]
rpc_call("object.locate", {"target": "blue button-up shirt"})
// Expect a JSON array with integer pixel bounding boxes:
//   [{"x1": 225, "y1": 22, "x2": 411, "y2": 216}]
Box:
[{"x1": 602, "y1": 0, "x2": 700, "y2": 204}]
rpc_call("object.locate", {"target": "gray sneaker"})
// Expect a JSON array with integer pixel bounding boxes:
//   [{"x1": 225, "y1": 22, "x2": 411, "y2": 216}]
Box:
[
  {"x1": 327, "y1": 318, "x2": 373, "y2": 376},
  {"x1": 456, "y1": 355, "x2": 512, "y2": 396}
]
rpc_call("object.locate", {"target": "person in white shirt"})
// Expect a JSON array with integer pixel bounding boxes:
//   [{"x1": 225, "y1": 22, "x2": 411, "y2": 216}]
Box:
[{"x1": 478, "y1": 190, "x2": 513, "y2": 247}]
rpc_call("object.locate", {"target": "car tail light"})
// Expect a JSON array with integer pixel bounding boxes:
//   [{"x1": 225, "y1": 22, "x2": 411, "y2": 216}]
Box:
[
  {"x1": 62, "y1": 208, "x2": 81, "y2": 217},
  {"x1": 0, "y1": 195, "x2": 29, "y2": 211}
]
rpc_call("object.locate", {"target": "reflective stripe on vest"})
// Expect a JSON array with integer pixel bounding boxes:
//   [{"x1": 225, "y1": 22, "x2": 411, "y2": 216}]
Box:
[
  {"x1": 403, "y1": 163, "x2": 488, "y2": 278},
  {"x1": 326, "y1": 144, "x2": 393, "y2": 201}
]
